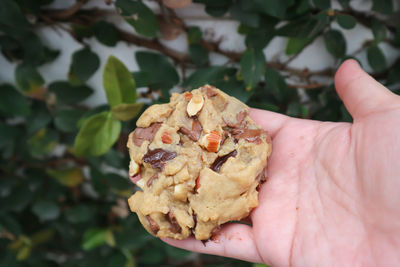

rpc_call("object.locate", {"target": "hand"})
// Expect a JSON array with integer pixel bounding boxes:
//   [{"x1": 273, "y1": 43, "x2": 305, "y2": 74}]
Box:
[{"x1": 163, "y1": 60, "x2": 400, "y2": 266}]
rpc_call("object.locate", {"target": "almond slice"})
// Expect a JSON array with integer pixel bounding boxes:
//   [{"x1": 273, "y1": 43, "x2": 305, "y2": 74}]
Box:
[
  {"x1": 129, "y1": 160, "x2": 140, "y2": 177},
  {"x1": 186, "y1": 93, "x2": 204, "y2": 117}
]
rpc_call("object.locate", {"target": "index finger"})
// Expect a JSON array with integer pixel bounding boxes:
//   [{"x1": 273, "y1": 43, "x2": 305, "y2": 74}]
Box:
[{"x1": 249, "y1": 108, "x2": 290, "y2": 138}]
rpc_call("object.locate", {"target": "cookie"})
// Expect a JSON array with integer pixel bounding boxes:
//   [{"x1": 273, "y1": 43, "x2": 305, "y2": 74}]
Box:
[{"x1": 127, "y1": 85, "x2": 272, "y2": 240}]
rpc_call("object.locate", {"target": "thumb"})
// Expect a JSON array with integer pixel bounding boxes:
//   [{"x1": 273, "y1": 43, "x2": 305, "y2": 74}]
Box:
[{"x1": 334, "y1": 59, "x2": 398, "y2": 119}]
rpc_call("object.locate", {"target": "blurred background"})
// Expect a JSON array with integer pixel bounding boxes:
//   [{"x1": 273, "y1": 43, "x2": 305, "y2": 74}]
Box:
[{"x1": 0, "y1": 0, "x2": 399, "y2": 266}]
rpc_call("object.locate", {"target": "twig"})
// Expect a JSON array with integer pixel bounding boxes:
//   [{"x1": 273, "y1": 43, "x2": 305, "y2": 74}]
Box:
[{"x1": 46, "y1": 0, "x2": 90, "y2": 20}]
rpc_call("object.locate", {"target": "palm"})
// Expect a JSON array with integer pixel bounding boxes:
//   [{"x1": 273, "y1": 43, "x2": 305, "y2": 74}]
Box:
[
  {"x1": 165, "y1": 60, "x2": 400, "y2": 266},
  {"x1": 252, "y1": 107, "x2": 400, "y2": 266}
]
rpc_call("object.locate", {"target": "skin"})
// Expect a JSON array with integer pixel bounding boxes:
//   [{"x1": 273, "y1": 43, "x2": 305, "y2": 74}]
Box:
[{"x1": 163, "y1": 60, "x2": 400, "y2": 266}]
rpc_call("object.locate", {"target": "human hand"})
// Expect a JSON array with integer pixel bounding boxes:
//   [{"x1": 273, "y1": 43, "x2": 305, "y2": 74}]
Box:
[{"x1": 163, "y1": 60, "x2": 400, "y2": 266}]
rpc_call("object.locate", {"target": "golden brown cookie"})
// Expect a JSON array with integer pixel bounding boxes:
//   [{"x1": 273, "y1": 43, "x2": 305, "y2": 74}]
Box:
[{"x1": 127, "y1": 85, "x2": 272, "y2": 240}]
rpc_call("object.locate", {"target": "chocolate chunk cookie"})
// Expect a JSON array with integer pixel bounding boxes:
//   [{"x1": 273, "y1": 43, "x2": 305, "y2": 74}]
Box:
[{"x1": 127, "y1": 85, "x2": 272, "y2": 240}]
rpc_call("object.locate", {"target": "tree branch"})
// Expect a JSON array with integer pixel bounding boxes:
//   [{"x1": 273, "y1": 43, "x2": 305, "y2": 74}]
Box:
[
  {"x1": 38, "y1": 6, "x2": 395, "y2": 90},
  {"x1": 45, "y1": 0, "x2": 90, "y2": 20}
]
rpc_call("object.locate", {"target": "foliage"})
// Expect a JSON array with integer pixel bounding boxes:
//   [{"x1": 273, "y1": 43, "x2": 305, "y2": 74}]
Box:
[{"x1": 0, "y1": 0, "x2": 399, "y2": 266}]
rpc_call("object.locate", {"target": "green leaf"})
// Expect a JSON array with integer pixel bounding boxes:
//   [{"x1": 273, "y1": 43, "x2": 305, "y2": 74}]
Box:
[
  {"x1": 323, "y1": 30, "x2": 346, "y2": 58},
  {"x1": 287, "y1": 102, "x2": 309, "y2": 118},
  {"x1": 74, "y1": 111, "x2": 122, "y2": 157},
  {"x1": 27, "y1": 128, "x2": 58, "y2": 157},
  {"x1": 82, "y1": 228, "x2": 108, "y2": 251},
  {"x1": 189, "y1": 44, "x2": 208, "y2": 66},
  {"x1": 105, "y1": 173, "x2": 131, "y2": 191},
  {"x1": 371, "y1": 19, "x2": 386, "y2": 43},
  {"x1": 111, "y1": 102, "x2": 143, "y2": 121},
  {"x1": 46, "y1": 168, "x2": 84, "y2": 187},
  {"x1": 30, "y1": 229, "x2": 54, "y2": 247},
  {"x1": 93, "y1": 20, "x2": 119, "y2": 47},
  {"x1": 367, "y1": 45, "x2": 386, "y2": 73},
  {"x1": 115, "y1": 0, "x2": 158, "y2": 38},
  {"x1": 312, "y1": 0, "x2": 330, "y2": 9},
  {"x1": 387, "y1": 61, "x2": 400, "y2": 85},
  {"x1": 77, "y1": 105, "x2": 109, "y2": 128},
  {"x1": 54, "y1": 108, "x2": 83, "y2": 132},
  {"x1": 166, "y1": 245, "x2": 191, "y2": 260},
  {"x1": 286, "y1": 37, "x2": 313, "y2": 55},
  {"x1": 236, "y1": 0, "x2": 291, "y2": 18},
  {"x1": 65, "y1": 205, "x2": 93, "y2": 223},
  {"x1": 265, "y1": 68, "x2": 291, "y2": 102},
  {"x1": 229, "y1": 2, "x2": 260, "y2": 28},
  {"x1": 336, "y1": 14, "x2": 356, "y2": 29},
  {"x1": 187, "y1": 26, "x2": 202, "y2": 44},
  {"x1": 71, "y1": 23, "x2": 94, "y2": 39},
  {"x1": 245, "y1": 30, "x2": 274, "y2": 50},
  {"x1": 15, "y1": 64, "x2": 44, "y2": 93},
  {"x1": 132, "y1": 71, "x2": 152, "y2": 88},
  {"x1": 68, "y1": 48, "x2": 100, "y2": 85},
  {"x1": 195, "y1": 0, "x2": 232, "y2": 17},
  {"x1": 0, "y1": 84, "x2": 30, "y2": 116},
  {"x1": 372, "y1": 0, "x2": 393, "y2": 15},
  {"x1": 183, "y1": 66, "x2": 235, "y2": 88},
  {"x1": 393, "y1": 27, "x2": 400, "y2": 46},
  {"x1": 26, "y1": 108, "x2": 52, "y2": 135},
  {"x1": 240, "y1": 48, "x2": 266, "y2": 89},
  {"x1": 32, "y1": 200, "x2": 60, "y2": 221},
  {"x1": 0, "y1": 0, "x2": 30, "y2": 37},
  {"x1": 49, "y1": 81, "x2": 93, "y2": 105},
  {"x1": 103, "y1": 56, "x2": 137, "y2": 107},
  {"x1": 277, "y1": 12, "x2": 328, "y2": 38},
  {"x1": 214, "y1": 75, "x2": 253, "y2": 103},
  {"x1": 135, "y1": 51, "x2": 179, "y2": 90}
]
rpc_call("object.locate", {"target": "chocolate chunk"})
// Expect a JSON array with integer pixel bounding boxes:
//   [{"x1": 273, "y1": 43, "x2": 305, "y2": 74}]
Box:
[
  {"x1": 233, "y1": 128, "x2": 262, "y2": 144},
  {"x1": 210, "y1": 150, "x2": 237, "y2": 172},
  {"x1": 146, "y1": 174, "x2": 158, "y2": 187},
  {"x1": 132, "y1": 123, "x2": 162, "y2": 146},
  {"x1": 143, "y1": 148, "x2": 177, "y2": 170},
  {"x1": 146, "y1": 215, "x2": 160, "y2": 234},
  {"x1": 167, "y1": 211, "x2": 182, "y2": 234},
  {"x1": 179, "y1": 117, "x2": 203, "y2": 141}
]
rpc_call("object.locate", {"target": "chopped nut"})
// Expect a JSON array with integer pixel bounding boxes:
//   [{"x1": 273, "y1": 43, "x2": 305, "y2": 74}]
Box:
[
  {"x1": 184, "y1": 91, "x2": 193, "y2": 101},
  {"x1": 161, "y1": 131, "x2": 172, "y2": 144},
  {"x1": 187, "y1": 93, "x2": 204, "y2": 117},
  {"x1": 129, "y1": 160, "x2": 140, "y2": 176},
  {"x1": 136, "y1": 178, "x2": 146, "y2": 189},
  {"x1": 174, "y1": 184, "x2": 187, "y2": 201},
  {"x1": 201, "y1": 130, "x2": 221, "y2": 153}
]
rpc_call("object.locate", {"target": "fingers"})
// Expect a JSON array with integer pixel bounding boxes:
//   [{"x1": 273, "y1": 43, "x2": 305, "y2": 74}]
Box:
[
  {"x1": 334, "y1": 59, "x2": 398, "y2": 119},
  {"x1": 162, "y1": 223, "x2": 263, "y2": 263},
  {"x1": 249, "y1": 108, "x2": 290, "y2": 138}
]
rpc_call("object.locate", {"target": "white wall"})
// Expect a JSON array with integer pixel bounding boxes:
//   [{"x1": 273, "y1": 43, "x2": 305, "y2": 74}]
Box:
[{"x1": 0, "y1": 0, "x2": 398, "y2": 106}]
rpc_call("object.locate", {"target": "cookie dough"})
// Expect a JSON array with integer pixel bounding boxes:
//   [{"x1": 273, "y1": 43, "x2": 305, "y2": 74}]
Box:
[{"x1": 127, "y1": 85, "x2": 272, "y2": 240}]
